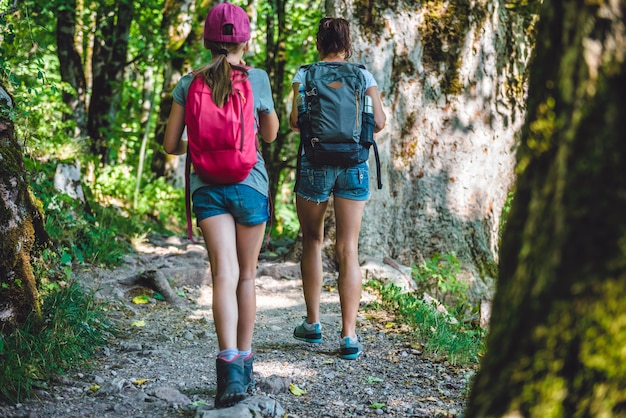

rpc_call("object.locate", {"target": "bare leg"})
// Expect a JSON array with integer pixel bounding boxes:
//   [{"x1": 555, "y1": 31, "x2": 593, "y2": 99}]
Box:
[
  {"x1": 235, "y1": 222, "x2": 266, "y2": 351},
  {"x1": 334, "y1": 197, "x2": 366, "y2": 339},
  {"x1": 295, "y1": 195, "x2": 328, "y2": 324},
  {"x1": 199, "y1": 214, "x2": 239, "y2": 350}
]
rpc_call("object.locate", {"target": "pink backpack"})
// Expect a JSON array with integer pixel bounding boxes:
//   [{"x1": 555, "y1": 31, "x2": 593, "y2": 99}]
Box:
[{"x1": 184, "y1": 70, "x2": 258, "y2": 239}]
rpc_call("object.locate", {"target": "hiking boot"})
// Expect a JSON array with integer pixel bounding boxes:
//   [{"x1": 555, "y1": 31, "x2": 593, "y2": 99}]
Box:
[
  {"x1": 215, "y1": 355, "x2": 246, "y2": 408},
  {"x1": 340, "y1": 336, "x2": 362, "y2": 360},
  {"x1": 293, "y1": 319, "x2": 322, "y2": 343},
  {"x1": 242, "y1": 352, "x2": 255, "y2": 392}
]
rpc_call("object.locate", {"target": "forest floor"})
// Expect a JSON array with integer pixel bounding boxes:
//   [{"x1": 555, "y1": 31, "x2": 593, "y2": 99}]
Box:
[{"x1": 0, "y1": 234, "x2": 476, "y2": 418}]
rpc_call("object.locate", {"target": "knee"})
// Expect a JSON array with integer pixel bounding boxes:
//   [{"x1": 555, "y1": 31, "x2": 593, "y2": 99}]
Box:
[
  {"x1": 302, "y1": 231, "x2": 324, "y2": 248},
  {"x1": 238, "y1": 269, "x2": 257, "y2": 284},
  {"x1": 335, "y1": 244, "x2": 358, "y2": 265}
]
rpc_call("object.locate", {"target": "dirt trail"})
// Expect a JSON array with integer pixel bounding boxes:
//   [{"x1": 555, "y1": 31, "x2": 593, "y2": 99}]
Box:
[{"x1": 0, "y1": 235, "x2": 474, "y2": 418}]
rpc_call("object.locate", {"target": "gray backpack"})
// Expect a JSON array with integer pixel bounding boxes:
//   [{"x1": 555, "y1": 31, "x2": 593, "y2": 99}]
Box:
[{"x1": 296, "y1": 62, "x2": 381, "y2": 189}]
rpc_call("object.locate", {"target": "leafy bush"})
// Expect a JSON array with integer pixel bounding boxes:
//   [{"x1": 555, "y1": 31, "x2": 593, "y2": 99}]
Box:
[{"x1": 0, "y1": 280, "x2": 113, "y2": 403}]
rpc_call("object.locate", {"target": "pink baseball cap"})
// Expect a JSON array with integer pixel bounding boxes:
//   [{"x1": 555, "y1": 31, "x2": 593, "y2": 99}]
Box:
[{"x1": 204, "y1": 2, "x2": 251, "y2": 43}]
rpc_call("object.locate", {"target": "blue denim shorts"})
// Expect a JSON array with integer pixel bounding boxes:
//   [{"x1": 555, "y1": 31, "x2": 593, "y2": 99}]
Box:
[
  {"x1": 295, "y1": 156, "x2": 370, "y2": 203},
  {"x1": 192, "y1": 184, "x2": 269, "y2": 226}
]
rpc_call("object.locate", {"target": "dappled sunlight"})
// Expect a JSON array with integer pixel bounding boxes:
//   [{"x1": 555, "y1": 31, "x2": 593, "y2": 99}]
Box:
[
  {"x1": 195, "y1": 285, "x2": 213, "y2": 307},
  {"x1": 254, "y1": 360, "x2": 319, "y2": 379},
  {"x1": 189, "y1": 279, "x2": 306, "y2": 322}
]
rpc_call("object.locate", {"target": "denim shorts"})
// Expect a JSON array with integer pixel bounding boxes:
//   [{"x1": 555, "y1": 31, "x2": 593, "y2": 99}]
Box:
[
  {"x1": 295, "y1": 156, "x2": 370, "y2": 203},
  {"x1": 192, "y1": 184, "x2": 269, "y2": 226}
]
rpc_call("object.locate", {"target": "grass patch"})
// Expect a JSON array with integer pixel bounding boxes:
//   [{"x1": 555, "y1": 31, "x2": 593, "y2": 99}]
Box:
[
  {"x1": 0, "y1": 280, "x2": 113, "y2": 403},
  {"x1": 366, "y1": 276, "x2": 485, "y2": 366}
]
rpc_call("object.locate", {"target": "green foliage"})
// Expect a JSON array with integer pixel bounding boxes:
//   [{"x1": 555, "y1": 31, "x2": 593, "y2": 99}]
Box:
[
  {"x1": 93, "y1": 163, "x2": 185, "y2": 228},
  {"x1": 365, "y1": 253, "x2": 485, "y2": 365},
  {"x1": 270, "y1": 170, "x2": 300, "y2": 239},
  {"x1": 366, "y1": 279, "x2": 485, "y2": 366},
  {"x1": 412, "y1": 253, "x2": 470, "y2": 312},
  {"x1": 0, "y1": 280, "x2": 113, "y2": 403},
  {"x1": 25, "y1": 158, "x2": 180, "y2": 267}
]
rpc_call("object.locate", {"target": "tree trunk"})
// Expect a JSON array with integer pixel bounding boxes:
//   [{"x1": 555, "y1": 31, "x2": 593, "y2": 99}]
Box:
[
  {"x1": 327, "y1": 0, "x2": 537, "y2": 301},
  {"x1": 56, "y1": 0, "x2": 88, "y2": 138},
  {"x1": 88, "y1": 0, "x2": 134, "y2": 165},
  {"x1": 0, "y1": 84, "x2": 48, "y2": 334},
  {"x1": 465, "y1": 0, "x2": 626, "y2": 415}
]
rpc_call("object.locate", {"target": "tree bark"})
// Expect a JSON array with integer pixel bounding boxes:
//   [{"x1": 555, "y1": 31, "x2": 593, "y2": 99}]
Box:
[
  {"x1": 88, "y1": 0, "x2": 134, "y2": 165},
  {"x1": 0, "y1": 84, "x2": 48, "y2": 334},
  {"x1": 56, "y1": 0, "x2": 88, "y2": 137},
  {"x1": 326, "y1": 0, "x2": 537, "y2": 301},
  {"x1": 465, "y1": 0, "x2": 626, "y2": 415}
]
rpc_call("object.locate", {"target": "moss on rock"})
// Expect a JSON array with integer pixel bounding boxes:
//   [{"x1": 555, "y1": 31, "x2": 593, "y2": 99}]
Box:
[{"x1": 0, "y1": 86, "x2": 46, "y2": 334}]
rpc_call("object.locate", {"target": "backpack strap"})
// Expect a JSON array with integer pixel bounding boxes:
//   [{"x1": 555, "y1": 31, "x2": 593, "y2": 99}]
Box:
[
  {"x1": 185, "y1": 148, "x2": 196, "y2": 243},
  {"x1": 371, "y1": 140, "x2": 382, "y2": 190}
]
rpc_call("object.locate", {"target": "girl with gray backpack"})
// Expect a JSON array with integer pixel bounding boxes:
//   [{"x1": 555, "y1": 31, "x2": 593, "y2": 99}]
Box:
[{"x1": 289, "y1": 17, "x2": 386, "y2": 359}]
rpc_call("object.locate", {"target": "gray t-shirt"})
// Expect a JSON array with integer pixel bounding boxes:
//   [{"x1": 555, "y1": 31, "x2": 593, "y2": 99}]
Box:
[{"x1": 173, "y1": 68, "x2": 275, "y2": 197}]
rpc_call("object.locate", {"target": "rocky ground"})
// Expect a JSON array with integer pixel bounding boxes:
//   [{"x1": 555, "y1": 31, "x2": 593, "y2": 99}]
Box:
[{"x1": 0, "y1": 235, "x2": 476, "y2": 418}]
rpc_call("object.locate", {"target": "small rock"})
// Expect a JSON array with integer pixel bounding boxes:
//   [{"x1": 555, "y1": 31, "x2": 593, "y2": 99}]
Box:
[
  {"x1": 256, "y1": 375, "x2": 290, "y2": 394},
  {"x1": 152, "y1": 386, "x2": 192, "y2": 405}
]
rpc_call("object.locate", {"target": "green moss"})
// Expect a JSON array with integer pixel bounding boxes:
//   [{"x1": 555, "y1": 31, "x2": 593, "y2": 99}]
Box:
[
  {"x1": 353, "y1": 0, "x2": 396, "y2": 36},
  {"x1": 392, "y1": 53, "x2": 416, "y2": 79},
  {"x1": 421, "y1": 0, "x2": 483, "y2": 95},
  {"x1": 0, "y1": 93, "x2": 43, "y2": 334},
  {"x1": 400, "y1": 111, "x2": 417, "y2": 143}
]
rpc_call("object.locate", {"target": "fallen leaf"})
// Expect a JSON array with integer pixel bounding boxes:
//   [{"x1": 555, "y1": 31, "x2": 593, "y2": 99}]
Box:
[
  {"x1": 385, "y1": 322, "x2": 395, "y2": 328},
  {"x1": 365, "y1": 376, "x2": 383, "y2": 383},
  {"x1": 289, "y1": 383, "x2": 307, "y2": 396},
  {"x1": 132, "y1": 295, "x2": 150, "y2": 304},
  {"x1": 89, "y1": 385, "x2": 100, "y2": 392},
  {"x1": 369, "y1": 402, "x2": 386, "y2": 409},
  {"x1": 133, "y1": 378, "x2": 150, "y2": 385},
  {"x1": 131, "y1": 320, "x2": 146, "y2": 327},
  {"x1": 322, "y1": 359, "x2": 335, "y2": 365}
]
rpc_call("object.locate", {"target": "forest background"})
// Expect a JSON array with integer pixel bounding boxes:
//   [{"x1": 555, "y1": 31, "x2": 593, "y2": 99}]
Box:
[{"x1": 2, "y1": 0, "x2": 537, "y2": 300}]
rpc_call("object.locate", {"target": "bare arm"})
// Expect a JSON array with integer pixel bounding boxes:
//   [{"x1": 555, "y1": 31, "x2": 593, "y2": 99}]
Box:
[
  {"x1": 258, "y1": 110, "x2": 279, "y2": 143},
  {"x1": 163, "y1": 101, "x2": 187, "y2": 155},
  {"x1": 366, "y1": 86, "x2": 386, "y2": 133}
]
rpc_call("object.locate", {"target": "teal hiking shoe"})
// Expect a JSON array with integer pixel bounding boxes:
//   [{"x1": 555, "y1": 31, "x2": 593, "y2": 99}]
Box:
[
  {"x1": 340, "y1": 336, "x2": 362, "y2": 360},
  {"x1": 215, "y1": 355, "x2": 246, "y2": 408},
  {"x1": 293, "y1": 319, "x2": 322, "y2": 343}
]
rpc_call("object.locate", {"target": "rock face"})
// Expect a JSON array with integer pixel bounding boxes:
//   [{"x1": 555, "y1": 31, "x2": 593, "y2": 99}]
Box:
[{"x1": 0, "y1": 84, "x2": 48, "y2": 333}]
